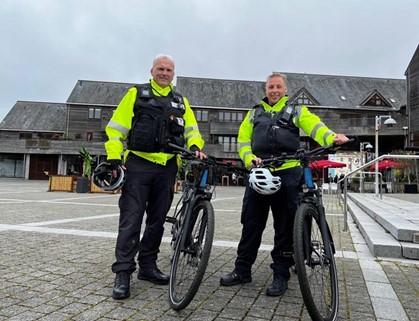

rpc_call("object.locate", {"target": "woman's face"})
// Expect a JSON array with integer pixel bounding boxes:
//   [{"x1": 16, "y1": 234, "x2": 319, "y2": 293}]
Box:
[{"x1": 265, "y1": 76, "x2": 287, "y2": 105}]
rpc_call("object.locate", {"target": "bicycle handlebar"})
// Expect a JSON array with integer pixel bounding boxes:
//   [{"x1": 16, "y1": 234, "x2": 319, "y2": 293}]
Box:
[
  {"x1": 260, "y1": 138, "x2": 355, "y2": 167},
  {"x1": 167, "y1": 143, "x2": 249, "y2": 174}
]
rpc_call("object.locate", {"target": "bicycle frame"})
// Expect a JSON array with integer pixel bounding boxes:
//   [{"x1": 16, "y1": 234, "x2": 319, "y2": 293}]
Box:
[
  {"x1": 175, "y1": 165, "x2": 213, "y2": 252},
  {"x1": 166, "y1": 143, "x2": 248, "y2": 310}
]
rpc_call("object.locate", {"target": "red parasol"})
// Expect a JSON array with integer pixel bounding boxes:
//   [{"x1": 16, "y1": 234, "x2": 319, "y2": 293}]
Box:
[
  {"x1": 370, "y1": 160, "x2": 404, "y2": 171},
  {"x1": 309, "y1": 160, "x2": 347, "y2": 170}
]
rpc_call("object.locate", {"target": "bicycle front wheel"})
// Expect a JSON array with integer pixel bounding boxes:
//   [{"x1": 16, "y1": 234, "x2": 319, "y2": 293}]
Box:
[
  {"x1": 169, "y1": 199, "x2": 215, "y2": 311},
  {"x1": 293, "y1": 203, "x2": 339, "y2": 321}
]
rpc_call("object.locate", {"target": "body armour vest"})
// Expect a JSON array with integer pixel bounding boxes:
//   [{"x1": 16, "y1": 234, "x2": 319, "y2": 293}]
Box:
[
  {"x1": 127, "y1": 84, "x2": 186, "y2": 153},
  {"x1": 251, "y1": 104, "x2": 300, "y2": 158}
]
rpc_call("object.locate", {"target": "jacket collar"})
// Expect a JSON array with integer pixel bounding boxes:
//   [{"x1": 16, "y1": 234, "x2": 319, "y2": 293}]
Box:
[{"x1": 150, "y1": 78, "x2": 173, "y2": 97}]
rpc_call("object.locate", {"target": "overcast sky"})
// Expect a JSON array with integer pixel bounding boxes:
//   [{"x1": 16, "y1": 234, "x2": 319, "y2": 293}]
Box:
[{"x1": 1, "y1": 0, "x2": 418, "y2": 121}]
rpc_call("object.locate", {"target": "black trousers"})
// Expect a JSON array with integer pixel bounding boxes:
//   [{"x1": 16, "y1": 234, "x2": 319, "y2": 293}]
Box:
[
  {"x1": 234, "y1": 166, "x2": 302, "y2": 281},
  {"x1": 111, "y1": 154, "x2": 177, "y2": 273}
]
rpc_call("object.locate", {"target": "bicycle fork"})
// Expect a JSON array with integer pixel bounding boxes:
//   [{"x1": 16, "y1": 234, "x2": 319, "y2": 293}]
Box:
[{"x1": 303, "y1": 203, "x2": 335, "y2": 266}]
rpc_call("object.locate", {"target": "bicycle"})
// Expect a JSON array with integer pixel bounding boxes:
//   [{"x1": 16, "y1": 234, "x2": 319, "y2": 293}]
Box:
[
  {"x1": 258, "y1": 140, "x2": 352, "y2": 321},
  {"x1": 165, "y1": 143, "x2": 248, "y2": 311}
]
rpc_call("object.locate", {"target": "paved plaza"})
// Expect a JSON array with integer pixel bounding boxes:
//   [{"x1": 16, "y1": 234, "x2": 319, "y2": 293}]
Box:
[{"x1": 1, "y1": 178, "x2": 418, "y2": 321}]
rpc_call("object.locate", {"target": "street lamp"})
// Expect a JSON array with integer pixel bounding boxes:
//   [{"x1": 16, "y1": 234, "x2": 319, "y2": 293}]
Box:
[
  {"x1": 375, "y1": 115, "x2": 397, "y2": 196},
  {"x1": 359, "y1": 142, "x2": 373, "y2": 193},
  {"x1": 403, "y1": 126, "x2": 408, "y2": 149}
]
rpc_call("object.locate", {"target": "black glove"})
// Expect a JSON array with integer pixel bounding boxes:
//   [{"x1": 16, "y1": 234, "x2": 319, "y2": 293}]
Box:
[
  {"x1": 107, "y1": 159, "x2": 122, "y2": 170},
  {"x1": 189, "y1": 145, "x2": 200, "y2": 153}
]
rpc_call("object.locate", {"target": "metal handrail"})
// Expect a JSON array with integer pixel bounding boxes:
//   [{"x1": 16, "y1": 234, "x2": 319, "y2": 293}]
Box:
[
  {"x1": 338, "y1": 171, "x2": 382, "y2": 203},
  {"x1": 339, "y1": 154, "x2": 419, "y2": 231}
]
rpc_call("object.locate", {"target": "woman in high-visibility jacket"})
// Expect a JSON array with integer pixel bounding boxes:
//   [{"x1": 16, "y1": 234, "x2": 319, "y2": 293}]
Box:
[
  {"x1": 220, "y1": 72, "x2": 348, "y2": 297},
  {"x1": 106, "y1": 54, "x2": 205, "y2": 300}
]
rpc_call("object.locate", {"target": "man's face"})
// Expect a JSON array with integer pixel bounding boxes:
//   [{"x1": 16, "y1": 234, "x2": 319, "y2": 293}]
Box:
[
  {"x1": 265, "y1": 76, "x2": 287, "y2": 105},
  {"x1": 150, "y1": 58, "x2": 174, "y2": 87}
]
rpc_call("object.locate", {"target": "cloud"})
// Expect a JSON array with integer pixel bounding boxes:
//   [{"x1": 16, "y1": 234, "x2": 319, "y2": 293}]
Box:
[{"x1": 1, "y1": 0, "x2": 418, "y2": 121}]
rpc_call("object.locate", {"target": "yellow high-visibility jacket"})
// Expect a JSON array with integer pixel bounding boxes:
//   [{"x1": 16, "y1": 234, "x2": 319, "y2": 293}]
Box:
[
  {"x1": 238, "y1": 96, "x2": 336, "y2": 169},
  {"x1": 105, "y1": 79, "x2": 204, "y2": 165}
]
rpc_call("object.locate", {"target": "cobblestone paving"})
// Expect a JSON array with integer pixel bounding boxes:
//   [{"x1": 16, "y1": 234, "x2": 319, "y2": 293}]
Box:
[{"x1": 0, "y1": 179, "x2": 418, "y2": 321}]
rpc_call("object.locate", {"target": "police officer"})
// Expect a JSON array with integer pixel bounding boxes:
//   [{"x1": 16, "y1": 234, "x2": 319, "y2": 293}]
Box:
[
  {"x1": 220, "y1": 72, "x2": 348, "y2": 296},
  {"x1": 106, "y1": 54, "x2": 205, "y2": 300}
]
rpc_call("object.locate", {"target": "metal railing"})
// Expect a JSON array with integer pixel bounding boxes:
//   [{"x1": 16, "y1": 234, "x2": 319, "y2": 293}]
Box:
[{"x1": 338, "y1": 154, "x2": 419, "y2": 231}]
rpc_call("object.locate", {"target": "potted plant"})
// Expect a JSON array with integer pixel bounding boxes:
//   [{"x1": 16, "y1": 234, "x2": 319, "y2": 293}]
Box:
[
  {"x1": 76, "y1": 146, "x2": 97, "y2": 193},
  {"x1": 394, "y1": 150, "x2": 418, "y2": 193}
]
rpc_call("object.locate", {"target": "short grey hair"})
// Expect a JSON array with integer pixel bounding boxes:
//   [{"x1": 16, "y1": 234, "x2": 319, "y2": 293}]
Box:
[{"x1": 153, "y1": 54, "x2": 175, "y2": 67}]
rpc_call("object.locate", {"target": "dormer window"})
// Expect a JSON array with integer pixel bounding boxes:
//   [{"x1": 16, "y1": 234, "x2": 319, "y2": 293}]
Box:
[
  {"x1": 360, "y1": 90, "x2": 391, "y2": 107},
  {"x1": 294, "y1": 92, "x2": 315, "y2": 105}
]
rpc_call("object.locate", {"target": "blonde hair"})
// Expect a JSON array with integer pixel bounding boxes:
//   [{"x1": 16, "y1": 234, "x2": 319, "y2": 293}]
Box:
[{"x1": 266, "y1": 72, "x2": 287, "y2": 83}]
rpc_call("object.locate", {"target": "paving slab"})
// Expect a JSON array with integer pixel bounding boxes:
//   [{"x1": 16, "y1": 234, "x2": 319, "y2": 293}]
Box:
[{"x1": 1, "y1": 178, "x2": 418, "y2": 321}]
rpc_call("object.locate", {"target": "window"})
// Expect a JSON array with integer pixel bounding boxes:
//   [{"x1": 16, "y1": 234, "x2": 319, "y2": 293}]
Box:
[
  {"x1": 363, "y1": 93, "x2": 390, "y2": 107},
  {"x1": 295, "y1": 93, "x2": 315, "y2": 105},
  {"x1": 218, "y1": 136, "x2": 237, "y2": 152},
  {"x1": 19, "y1": 133, "x2": 33, "y2": 139},
  {"x1": 87, "y1": 132, "x2": 93, "y2": 141},
  {"x1": 88, "y1": 108, "x2": 101, "y2": 119},
  {"x1": 195, "y1": 110, "x2": 208, "y2": 122},
  {"x1": 218, "y1": 112, "x2": 243, "y2": 122}
]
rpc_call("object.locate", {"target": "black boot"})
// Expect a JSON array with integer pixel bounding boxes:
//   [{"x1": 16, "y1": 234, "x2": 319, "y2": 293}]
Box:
[
  {"x1": 137, "y1": 267, "x2": 169, "y2": 285},
  {"x1": 220, "y1": 271, "x2": 252, "y2": 286},
  {"x1": 266, "y1": 277, "x2": 288, "y2": 296},
  {"x1": 112, "y1": 271, "x2": 131, "y2": 299}
]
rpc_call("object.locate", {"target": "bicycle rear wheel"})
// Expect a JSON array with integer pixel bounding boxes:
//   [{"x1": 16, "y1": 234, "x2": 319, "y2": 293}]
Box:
[
  {"x1": 169, "y1": 199, "x2": 215, "y2": 311},
  {"x1": 293, "y1": 203, "x2": 339, "y2": 321}
]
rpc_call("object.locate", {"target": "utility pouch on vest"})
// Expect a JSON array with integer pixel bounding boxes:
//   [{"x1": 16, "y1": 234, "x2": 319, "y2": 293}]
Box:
[
  {"x1": 128, "y1": 113, "x2": 159, "y2": 152},
  {"x1": 279, "y1": 104, "x2": 295, "y2": 125},
  {"x1": 169, "y1": 116, "x2": 185, "y2": 135}
]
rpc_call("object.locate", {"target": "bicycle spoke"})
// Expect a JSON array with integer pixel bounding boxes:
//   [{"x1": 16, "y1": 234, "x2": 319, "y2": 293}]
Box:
[
  {"x1": 294, "y1": 203, "x2": 339, "y2": 321},
  {"x1": 169, "y1": 200, "x2": 214, "y2": 311}
]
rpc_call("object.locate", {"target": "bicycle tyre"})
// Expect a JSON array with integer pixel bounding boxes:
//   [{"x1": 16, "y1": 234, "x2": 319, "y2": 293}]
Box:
[
  {"x1": 169, "y1": 199, "x2": 215, "y2": 310},
  {"x1": 293, "y1": 203, "x2": 339, "y2": 321}
]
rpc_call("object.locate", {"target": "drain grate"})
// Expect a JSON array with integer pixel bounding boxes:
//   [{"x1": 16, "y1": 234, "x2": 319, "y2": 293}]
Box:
[{"x1": 413, "y1": 233, "x2": 419, "y2": 244}]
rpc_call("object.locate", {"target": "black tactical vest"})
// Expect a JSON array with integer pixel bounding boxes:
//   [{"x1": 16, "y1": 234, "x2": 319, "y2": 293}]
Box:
[
  {"x1": 251, "y1": 104, "x2": 300, "y2": 158},
  {"x1": 127, "y1": 84, "x2": 186, "y2": 153}
]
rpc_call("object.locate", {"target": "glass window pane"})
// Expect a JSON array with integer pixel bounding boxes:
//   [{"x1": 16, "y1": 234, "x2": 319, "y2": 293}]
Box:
[{"x1": 94, "y1": 108, "x2": 101, "y2": 119}]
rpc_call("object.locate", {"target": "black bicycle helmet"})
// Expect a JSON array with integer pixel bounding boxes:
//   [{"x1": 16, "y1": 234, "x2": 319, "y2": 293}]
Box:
[{"x1": 92, "y1": 162, "x2": 125, "y2": 191}]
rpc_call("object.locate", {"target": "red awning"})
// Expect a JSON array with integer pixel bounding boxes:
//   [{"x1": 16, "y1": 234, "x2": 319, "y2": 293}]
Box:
[{"x1": 309, "y1": 160, "x2": 347, "y2": 170}]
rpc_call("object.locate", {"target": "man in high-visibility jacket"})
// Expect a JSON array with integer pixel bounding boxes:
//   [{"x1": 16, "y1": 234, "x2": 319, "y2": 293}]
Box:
[
  {"x1": 106, "y1": 54, "x2": 205, "y2": 300},
  {"x1": 220, "y1": 72, "x2": 348, "y2": 297}
]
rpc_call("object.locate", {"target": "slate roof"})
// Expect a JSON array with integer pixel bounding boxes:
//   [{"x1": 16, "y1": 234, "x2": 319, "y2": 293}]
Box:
[
  {"x1": 176, "y1": 73, "x2": 407, "y2": 111},
  {"x1": 0, "y1": 101, "x2": 66, "y2": 132},
  {"x1": 66, "y1": 80, "x2": 136, "y2": 105}
]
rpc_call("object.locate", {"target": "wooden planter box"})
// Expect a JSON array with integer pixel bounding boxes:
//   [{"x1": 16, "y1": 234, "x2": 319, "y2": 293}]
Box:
[{"x1": 49, "y1": 175, "x2": 76, "y2": 192}]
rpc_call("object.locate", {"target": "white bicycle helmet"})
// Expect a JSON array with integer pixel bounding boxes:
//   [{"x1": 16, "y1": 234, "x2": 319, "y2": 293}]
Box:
[
  {"x1": 92, "y1": 162, "x2": 126, "y2": 191},
  {"x1": 248, "y1": 168, "x2": 282, "y2": 195}
]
